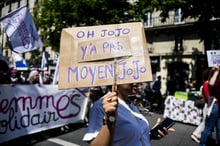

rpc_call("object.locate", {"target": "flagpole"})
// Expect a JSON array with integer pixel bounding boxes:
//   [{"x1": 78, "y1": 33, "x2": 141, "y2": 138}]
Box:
[
  {"x1": 0, "y1": 23, "x2": 3, "y2": 55},
  {"x1": 0, "y1": 2, "x2": 6, "y2": 55},
  {"x1": 12, "y1": 51, "x2": 17, "y2": 70},
  {"x1": 52, "y1": 55, "x2": 60, "y2": 85}
]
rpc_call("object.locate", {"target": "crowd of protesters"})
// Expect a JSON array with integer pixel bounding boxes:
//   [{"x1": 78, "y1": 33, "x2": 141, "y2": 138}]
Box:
[{"x1": 0, "y1": 60, "x2": 53, "y2": 85}]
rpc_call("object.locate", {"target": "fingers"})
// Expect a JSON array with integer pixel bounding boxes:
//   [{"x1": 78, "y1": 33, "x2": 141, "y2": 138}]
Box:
[
  {"x1": 157, "y1": 127, "x2": 175, "y2": 139},
  {"x1": 212, "y1": 65, "x2": 220, "y2": 71},
  {"x1": 151, "y1": 118, "x2": 175, "y2": 140},
  {"x1": 102, "y1": 92, "x2": 118, "y2": 115},
  {"x1": 156, "y1": 118, "x2": 161, "y2": 124},
  {"x1": 152, "y1": 118, "x2": 161, "y2": 129},
  {"x1": 167, "y1": 127, "x2": 175, "y2": 132}
]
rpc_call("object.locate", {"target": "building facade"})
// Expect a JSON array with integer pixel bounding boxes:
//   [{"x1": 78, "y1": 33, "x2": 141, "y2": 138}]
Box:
[
  {"x1": 144, "y1": 10, "x2": 206, "y2": 95},
  {"x1": 0, "y1": 0, "x2": 209, "y2": 95}
]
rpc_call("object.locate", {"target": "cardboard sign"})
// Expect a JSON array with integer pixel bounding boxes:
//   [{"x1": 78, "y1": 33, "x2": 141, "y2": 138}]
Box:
[
  {"x1": 207, "y1": 50, "x2": 220, "y2": 67},
  {"x1": 58, "y1": 22, "x2": 152, "y2": 89}
]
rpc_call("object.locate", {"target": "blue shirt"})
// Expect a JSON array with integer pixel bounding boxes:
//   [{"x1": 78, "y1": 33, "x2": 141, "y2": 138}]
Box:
[{"x1": 83, "y1": 97, "x2": 151, "y2": 146}]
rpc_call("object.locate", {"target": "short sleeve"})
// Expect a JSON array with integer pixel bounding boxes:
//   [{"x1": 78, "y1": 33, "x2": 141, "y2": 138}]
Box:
[{"x1": 82, "y1": 98, "x2": 105, "y2": 141}]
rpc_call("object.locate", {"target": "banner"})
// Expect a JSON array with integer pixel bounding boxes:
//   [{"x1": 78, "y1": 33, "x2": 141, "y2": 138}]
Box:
[
  {"x1": 59, "y1": 22, "x2": 152, "y2": 89},
  {"x1": 0, "y1": 85, "x2": 89, "y2": 144},
  {"x1": 0, "y1": 6, "x2": 43, "y2": 53}
]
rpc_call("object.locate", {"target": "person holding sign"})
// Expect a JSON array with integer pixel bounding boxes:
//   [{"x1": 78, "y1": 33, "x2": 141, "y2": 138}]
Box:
[
  {"x1": 59, "y1": 22, "x2": 174, "y2": 146},
  {"x1": 82, "y1": 83, "x2": 175, "y2": 146},
  {"x1": 199, "y1": 66, "x2": 220, "y2": 146}
]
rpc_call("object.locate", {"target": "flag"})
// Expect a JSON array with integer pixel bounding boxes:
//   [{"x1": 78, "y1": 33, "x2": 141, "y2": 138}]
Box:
[
  {"x1": 0, "y1": 6, "x2": 43, "y2": 53},
  {"x1": 52, "y1": 55, "x2": 60, "y2": 85},
  {"x1": 41, "y1": 51, "x2": 47, "y2": 69},
  {"x1": 12, "y1": 51, "x2": 27, "y2": 67},
  {"x1": 39, "y1": 73, "x2": 44, "y2": 86}
]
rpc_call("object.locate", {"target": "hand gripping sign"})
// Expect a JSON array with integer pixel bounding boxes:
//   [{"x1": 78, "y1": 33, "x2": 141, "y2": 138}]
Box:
[{"x1": 58, "y1": 22, "x2": 152, "y2": 89}]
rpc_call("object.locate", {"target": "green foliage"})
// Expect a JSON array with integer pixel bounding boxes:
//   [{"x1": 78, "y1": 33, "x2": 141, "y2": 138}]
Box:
[
  {"x1": 33, "y1": 0, "x2": 139, "y2": 53},
  {"x1": 33, "y1": 0, "x2": 220, "y2": 54},
  {"x1": 28, "y1": 49, "x2": 42, "y2": 68}
]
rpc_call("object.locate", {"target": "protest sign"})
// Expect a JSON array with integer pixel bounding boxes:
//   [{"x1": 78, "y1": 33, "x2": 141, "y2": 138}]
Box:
[
  {"x1": 59, "y1": 22, "x2": 152, "y2": 89},
  {"x1": 207, "y1": 50, "x2": 220, "y2": 67}
]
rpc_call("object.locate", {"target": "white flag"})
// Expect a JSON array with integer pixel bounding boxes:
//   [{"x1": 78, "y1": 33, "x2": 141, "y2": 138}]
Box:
[
  {"x1": 12, "y1": 51, "x2": 27, "y2": 67},
  {"x1": 12, "y1": 51, "x2": 23, "y2": 62},
  {"x1": 41, "y1": 51, "x2": 47, "y2": 69},
  {"x1": 52, "y1": 56, "x2": 60, "y2": 85},
  {"x1": 1, "y1": 6, "x2": 43, "y2": 53}
]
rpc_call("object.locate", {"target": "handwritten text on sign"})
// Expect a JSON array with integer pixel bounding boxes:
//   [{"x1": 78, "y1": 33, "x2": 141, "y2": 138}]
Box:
[
  {"x1": 78, "y1": 36, "x2": 132, "y2": 62},
  {"x1": 68, "y1": 58, "x2": 147, "y2": 85},
  {"x1": 0, "y1": 85, "x2": 88, "y2": 143},
  {"x1": 76, "y1": 27, "x2": 130, "y2": 39},
  {"x1": 59, "y1": 22, "x2": 152, "y2": 89}
]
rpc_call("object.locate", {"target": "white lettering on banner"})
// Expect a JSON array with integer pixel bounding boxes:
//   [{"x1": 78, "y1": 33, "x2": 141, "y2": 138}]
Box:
[{"x1": 0, "y1": 85, "x2": 89, "y2": 144}]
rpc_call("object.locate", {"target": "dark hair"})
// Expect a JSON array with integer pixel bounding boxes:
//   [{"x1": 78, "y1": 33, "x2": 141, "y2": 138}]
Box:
[
  {"x1": 89, "y1": 86, "x2": 104, "y2": 102},
  {"x1": 202, "y1": 68, "x2": 210, "y2": 81}
]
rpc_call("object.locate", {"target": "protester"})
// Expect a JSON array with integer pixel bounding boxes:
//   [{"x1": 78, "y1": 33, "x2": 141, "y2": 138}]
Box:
[
  {"x1": 41, "y1": 70, "x2": 52, "y2": 84},
  {"x1": 129, "y1": 83, "x2": 151, "y2": 113},
  {"x1": 89, "y1": 86, "x2": 105, "y2": 103},
  {"x1": 84, "y1": 86, "x2": 105, "y2": 126},
  {"x1": 26, "y1": 70, "x2": 40, "y2": 84},
  {"x1": 191, "y1": 68, "x2": 210, "y2": 143},
  {"x1": 83, "y1": 83, "x2": 175, "y2": 146},
  {"x1": 19, "y1": 71, "x2": 26, "y2": 83},
  {"x1": 210, "y1": 66, "x2": 220, "y2": 102},
  {"x1": 185, "y1": 78, "x2": 197, "y2": 92},
  {"x1": 199, "y1": 66, "x2": 220, "y2": 146},
  {"x1": 152, "y1": 75, "x2": 163, "y2": 109},
  {"x1": 0, "y1": 60, "x2": 10, "y2": 84},
  {"x1": 10, "y1": 69, "x2": 24, "y2": 84}
]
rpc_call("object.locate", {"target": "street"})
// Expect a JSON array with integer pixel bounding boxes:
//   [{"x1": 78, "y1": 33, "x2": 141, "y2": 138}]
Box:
[{"x1": 1, "y1": 108, "x2": 217, "y2": 146}]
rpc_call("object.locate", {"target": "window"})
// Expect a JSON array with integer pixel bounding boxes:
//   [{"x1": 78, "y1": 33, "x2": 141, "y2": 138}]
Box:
[
  {"x1": 174, "y1": 33, "x2": 183, "y2": 52},
  {"x1": 174, "y1": 8, "x2": 184, "y2": 24},
  {"x1": 144, "y1": 12, "x2": 153, "y2": 27}
]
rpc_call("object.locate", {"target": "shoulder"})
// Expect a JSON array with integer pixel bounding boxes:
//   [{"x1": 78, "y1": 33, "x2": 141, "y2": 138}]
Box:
[
  {"x1": 90, "y1": 97, "x2": 104, "y2": 113},
  {"x1": 203, "y1": 81, "x2": 209, "y2": 87}
]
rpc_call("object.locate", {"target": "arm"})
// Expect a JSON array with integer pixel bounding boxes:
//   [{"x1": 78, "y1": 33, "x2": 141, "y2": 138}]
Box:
[
  {"x1": 90, "y1": 92, "x2": 118, "y2": 146},
  {"x1": 202, "y1": 81, "x2": 210, "y2": 102},
  {"x1": 209, "y1": 67, "x2": 219, "y2": 86},
  {"x1": 90, "y1": 124, "x2": 113, "y2": 146}
]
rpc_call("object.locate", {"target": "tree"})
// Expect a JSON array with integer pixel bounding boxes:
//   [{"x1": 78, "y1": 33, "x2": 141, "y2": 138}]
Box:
[
  {"x1": 33, "y1": 0, "x2": 136, "y2": 53},
  {"x1": 34, "y1": 0, "x2": 220, "y2": 54}
]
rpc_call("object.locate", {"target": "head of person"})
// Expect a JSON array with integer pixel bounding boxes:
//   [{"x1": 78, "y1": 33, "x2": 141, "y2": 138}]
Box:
[
  {"x1": 27, "y1": 70, "x2": 39, "y2": 84},
  {"x1": 89, "y1": 86, "x2": 104, "y2": 102},
  {"x1": 202, "y1": 68, "x2": 210, "y2": 81},
  {"x1": 117, "y1": 83, "x2": 138, "y2": 100},
  {"x1": 10, "y1": 69, "x2": 18, "y2": 78},
  {"x1": 157, "y1": 75, "x2": 161, "y2": 80}
]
